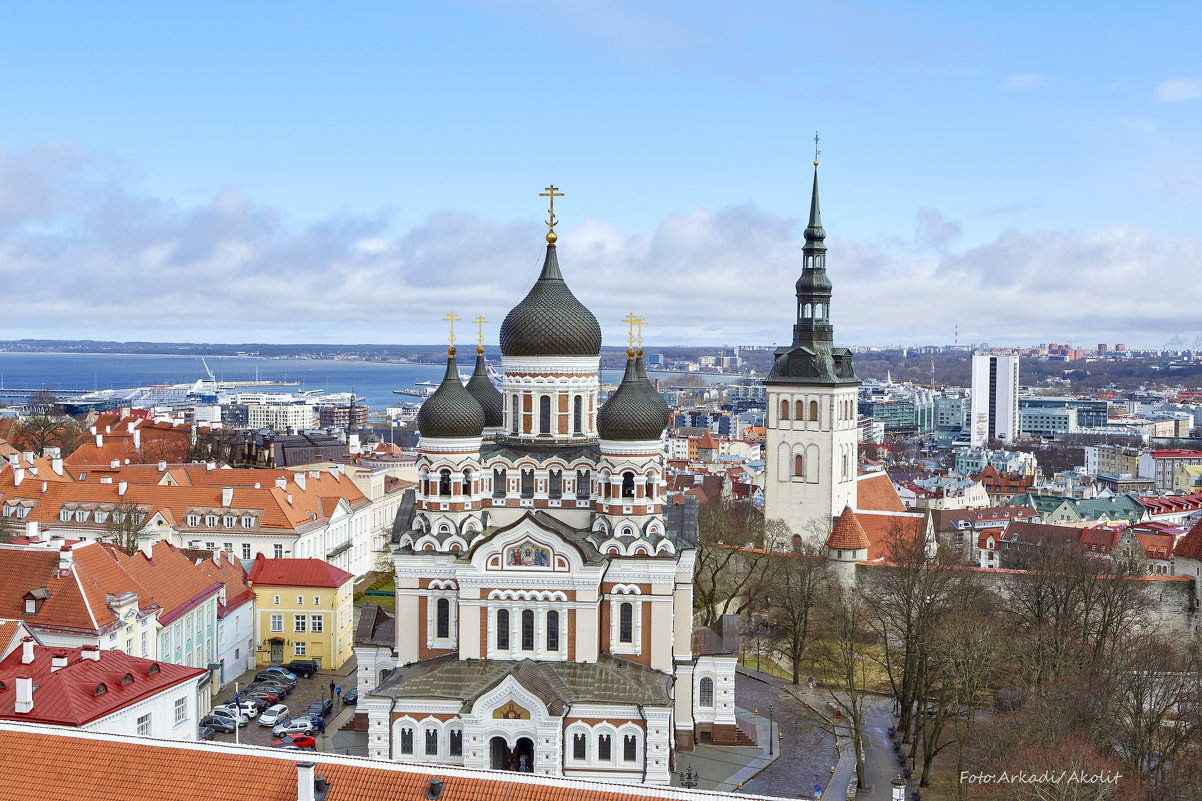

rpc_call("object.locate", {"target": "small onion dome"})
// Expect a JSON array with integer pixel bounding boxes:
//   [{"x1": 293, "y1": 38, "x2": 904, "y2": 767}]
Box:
[
  {"x1": 465, "y1": 346, "x2": 503, "y2": 428},
  {"x1": 827, "y1": 506, "x2": 871, "y2": 551},
  {"x1": 499, "y1": 243, "x2": 601, "y2": 357},
  {"x1": 598, "y1": 351, "x2": 668, "y2": 441},
  {"x1": 416, "y1": 348, "x2": 484, "y2": 439},
  {"x1": 796, "y1": 267, "x2": 832, "y2": 295},
  {"x1": 634, "y1": 351, "x2": 670, "y2": 426}
]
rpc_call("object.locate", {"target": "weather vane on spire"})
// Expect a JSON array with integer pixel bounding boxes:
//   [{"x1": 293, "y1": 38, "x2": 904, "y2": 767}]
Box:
[
  {"x1": 540, "y1": 184, "x2": 564, "y2": 243},
  {"x1": 473, "y1": 315, "x2": 487, "y2": 352},
  {"x1": 814, "y1": 131, "x2": 821, "y2": 167},
  {"x1": 621, "y1": 313, "x2": 639, "y2": 353},
  {"x1": 443, "y1": 312, "x2": 461, "y2": 352}
]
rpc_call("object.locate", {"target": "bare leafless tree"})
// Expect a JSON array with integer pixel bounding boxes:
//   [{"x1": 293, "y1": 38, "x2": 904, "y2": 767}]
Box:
[
  {"x1": 104, "y1": 501, "x2": 149, "y2": 555},
  {"x1": 693, "y1": 500, "x2": 781, "y2": 626},
  {"x1": 765, "y1": 521, "x2": 831, "y2": 685}
]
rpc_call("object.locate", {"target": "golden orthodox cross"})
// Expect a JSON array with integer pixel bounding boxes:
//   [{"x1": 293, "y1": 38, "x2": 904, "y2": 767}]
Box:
[
  {"x1": 622, "y1": 313, "x2": 639, "y2": 350},
  {"x1": 473, "y1": 315, "x2": 488, "y2": 348},
  {"x1": 635, "y1": 316, "x2": 646, "y2": 350},
  {"x1": 443, "y1": 312, "x2": 461, "y2": 347},
  {"x1": 540, "y1": 185, "x2": 563, "y2": 229}
]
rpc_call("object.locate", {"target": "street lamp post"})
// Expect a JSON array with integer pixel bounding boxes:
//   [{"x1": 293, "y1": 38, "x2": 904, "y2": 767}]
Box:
[
  {"x1": 768, "y1": 703, "x2": 774, "y2": 756},
  {"x1": 679, "y1": 765, "x2": 699, "y2": 789}
]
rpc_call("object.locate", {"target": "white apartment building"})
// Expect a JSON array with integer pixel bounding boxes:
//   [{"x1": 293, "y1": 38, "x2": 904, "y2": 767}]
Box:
[{"x1": 970, "y1": 352, "x2": 1020, "y2": 447}]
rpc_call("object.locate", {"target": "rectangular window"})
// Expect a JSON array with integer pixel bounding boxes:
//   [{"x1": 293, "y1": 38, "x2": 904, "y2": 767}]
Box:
[
  {"x1": 295, "y1": 642, "x2": 307, "y2": 656},
  {"x1": 573, "y1": 733, "x2": 587, "y2": 760},
  {"x1": 425, "y1": 729, "x2": 438, "y2": 755},
  {"x1": 294, "y1": 615, "x2": 307, "y2": 633},
  {"x1": 598, "y1": 734, "x2": 611, "y2": 761},
  {"x1": 311, "y1": 615, "x2": 323, "y2": 633},
  {"x1": 141, "y1": 632, "x2": 147, "y2": 657},
  {"x1": 174, "y1": 697, "x2": 187, "y2": 725},
  {"x1": 273, "y1": 595, "x2": 280, "y2": 605},
  {"x1": 400, "y1": 728, "x2": 414, "y2": 755},
  {"x1": 623, "y1": 735, "x2": 637, "y2": 762},
  {"x1": 224, "y1": 542, "x2": 233, "y2": 553},
  {"x1": 273, "y1": 544, "x2": 283, "y2": 558},
  {"x1": 205, "y1": 541, "x2": 215, "y2": 551},
  {"x1": 314, "y1": 596, "x2": 320, "y2": 606},
  {"x1": 137, "y1": 713, "x2": 151, "y2": 736},
  {"x1": 270, "y1": 614, "x2": 283, "y2": 633},
  {"x1": 242, "y1": 543, "x2": 252, "y2": 560},
  {"x1": 449, "y1": 729, "x2": 462, "y2": 756},
  {"x1": 297, "y1": 596, "x2": 304, "y2": 606}
]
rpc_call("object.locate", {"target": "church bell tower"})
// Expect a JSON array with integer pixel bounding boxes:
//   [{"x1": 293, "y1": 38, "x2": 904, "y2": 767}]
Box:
[{"x1": 763, "y1": 144, "x2": 861, "y2": 539}]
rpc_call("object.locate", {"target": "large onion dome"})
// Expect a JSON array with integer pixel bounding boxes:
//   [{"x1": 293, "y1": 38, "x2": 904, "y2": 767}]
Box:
[
  {"x1": 499, "y1": 244, "x2": 601, "y2": 357},
  {"x1": 416, "y1": 349, "x2": 484, "y2": 439},
  {"x1": 465, "y1": 347, "x2": 504, "y2": 428},
  {"x1": 598, "y1": 351, "x2": 668, "y2": 441}
]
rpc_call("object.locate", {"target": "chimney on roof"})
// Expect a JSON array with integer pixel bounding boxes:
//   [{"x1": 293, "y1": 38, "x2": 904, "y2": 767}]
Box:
[
  {"x1": 132, "y1": 428, "x2": 141, "y2": 449},
  {"x1": 105, "y1": 426, "x2": 110, "y2": 434},
  {"x1": 22, "y1": 451, "x2": 34, "y2": 464},
  {"x1": 59, "y1": 544, "x2": 73, "y2": 573},
  {"x1": 222, "y1": 487, "x2": 234, "y2": 507},
  {"x1": 51, "y1": 457, "x2": 63, "y2": 476},
  {"x1": 25, "y1": 521, "x2": 38, "y2": 541},
  {"x1": 8, "y1": 453, "x2": 18, "y2": 467},
  {"x1": 81, "y1": 645, "x2": 100, "y2": 661},
  {"x1": 294, "y1": 472, "x2": 306, "y2": 492},
  {"x1": 287, "y1": 494, "x2": 293, "y2": 507},
  {"x1": 41, "y1": 481, "x2": 47, "y2": 495},
  {"x1": 110, "y1": 459, "x2": 119, "y2": 469},
  {"x1": 296, "y1": 761, "x2": 317, "y2": 801},
  {"x1": 100, "y1": 477, "x2": 112, "y2": 484},
  {"x1": 15, "y1": 676, "x2": 33, "y2": 714},
  {"x1": 118, "y1": 481, "x2": 128, "y2": 497},
  {"x1": 158, "y1": 460, "x2": 166, "y2": 472},
  {"x1": 13, "y1": 467, "x2": 23, "y2": 487},
  {"x1": 329, "y1": 464, "x2": 341, "y2": 480},
  {"x1": 275, "y1": 477, "x2": 287, "y2": 491},
  {"x1": 426, "y1": 778, "x2": 445, "y2": 800},
  {"x1": 51, "y1": 652, "x2": 68, "y2": 672},
  {"x1": 206, "y1": 461, "x2": 215, "y2": 472},
  {"x1": 96, "y1": 434, "x2": 103, "y2": 447},
  {"x1": 21, "y1": 637, "x2": 34, "y2": 664}
]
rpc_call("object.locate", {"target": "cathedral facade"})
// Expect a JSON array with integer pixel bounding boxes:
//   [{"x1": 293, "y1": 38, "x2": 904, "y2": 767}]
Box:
[{"x1": 359, "y1": 219, "x2": 739, "y2": 783}]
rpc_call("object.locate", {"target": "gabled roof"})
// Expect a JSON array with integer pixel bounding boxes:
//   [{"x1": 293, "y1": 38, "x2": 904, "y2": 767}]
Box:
[
  {"x1": 247, "y1": 555, "x2": 354, "y2": 589},
  {"x1": 0, "y1": 545, "x2": 128, "y2": 635},
  {"x1": 115, "y1": 542, "x2": 223, "y2": 625},
  {"x1": 854, "y1": 509, "x2": 928, "y2": 563},
  {"x1": 0, "y1": 645, "x2": 205, "y2": 726},
  {"x1": 1174, "y1": 518, "x2": 1202, "y2": 561},
  {"x1": 855, "y1": 472, "x2": 906, "y2": 513},
  {"x1": 189, "y1": 552, "x2": 255, "y2": 618},
  {"x1": 0, "y1": 720, "x2": 789, "y2": 801}
]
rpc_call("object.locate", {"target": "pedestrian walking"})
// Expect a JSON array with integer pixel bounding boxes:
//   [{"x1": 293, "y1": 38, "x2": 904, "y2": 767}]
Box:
[
  {"x1": 807, "y1": 676, "x2": 814, "y2": 691},
  {"x1": 336, "y1": 684, "x2": 342, "y2": 699},
  {"x1": 329, "y1": 680, "x2": 336, "y2": 698}
]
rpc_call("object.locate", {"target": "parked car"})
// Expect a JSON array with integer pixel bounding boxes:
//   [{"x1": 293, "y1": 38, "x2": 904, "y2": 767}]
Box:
[
  {"x1": 208, "y1": 706, "x2": 248, "y2": 727},
  {"x1": 263, "y1": 667, "x2": 298, "y2": 683},
  {"x1": 272, "y1": 719, "x2": 316, "y2": 737},
  {"x1": 307, "y1": 699, "x2": 333, "y2": 718},
  {"x1": 259, "y1": 704, "x2": 291, "y2": 727},
  {"x1": 253, "y1": 679, "x2": 292, "y2": 696},
  {"x1": 254, "y1": 673, "x2": 295, "y2": 691},
  {"x1": 200, "y1": 714, "x2": 236, "y2": 734},
  {"x1": 245, "y1": 689, "x2": 281, "y2": 704},
  {"x1": 198, "y1": 726, "x2": 216, "y2": 741},
  {"x1": 219, "y1": 700, "x2": 258, "y2": 719},
  {"x1": 342, "y1": 688, "x2": 358, "y2": 705},
  {"x1": 230, "y1": 694, "x2": 269, "y2": 711},
  {"x1": 291, "y1": 714, "x2": 325, "y2": 732},
  {"x1": 271, "y1": 734, "x2": 316, "y2": 750},
  {"x1": 283, "y1": 659, "x2": 319, "y2": 678}
]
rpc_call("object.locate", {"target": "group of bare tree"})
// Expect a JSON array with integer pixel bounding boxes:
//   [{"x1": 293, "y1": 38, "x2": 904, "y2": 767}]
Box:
[{"x1": 692, "y1": 497, "x2": 1202, "y2": 798}]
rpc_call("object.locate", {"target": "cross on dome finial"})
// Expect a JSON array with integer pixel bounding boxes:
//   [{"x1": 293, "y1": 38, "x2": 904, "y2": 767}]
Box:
[
  {"x1": 540, "y1": 184, "x2": 563, "y2": 243},
  {"x1": 635, "y1": 316, "x2": 646, "y2": 353},
  {"x1": 443, "y1": 312, "x2": 461, "y2": 353},
  {"x1": 813, "y1": 131, "x2": 821, "y2": 167},
  {"x1": 621, "y1": 312, "x2": 639, "y2": 355},
  {"x1": 473, "y1": 315, "x2": 487, "y2": 346}
]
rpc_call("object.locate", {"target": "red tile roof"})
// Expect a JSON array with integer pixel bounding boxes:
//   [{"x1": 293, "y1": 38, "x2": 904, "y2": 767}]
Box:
[
  {"x1": 115, "y1": 542, "x2": 222, "y2": 626},
  {"x1": 188, "y1": 551, "x2": 255, "y2": 618},
  {"x1": 0, "y1": 645, "x2": 205, "y2": 726},
  {"x1": 0, "y1": 720, "x2": 789, "y2": 801},
  {"x1": 247, "y1": 555, "x2": 354, "y2": 589},
  {"x1": 827, "y1": 506, "x2": 871, "y2": 551},
  {"x1": 1174, "y1": 518, "x2": 1202, "y2": 561},
  {"x1": 855, "y1": 472, "x2": 906, "y2": 513},
  {"x1": 854, "y1": 510, "x2": 928, "y2": 563}
]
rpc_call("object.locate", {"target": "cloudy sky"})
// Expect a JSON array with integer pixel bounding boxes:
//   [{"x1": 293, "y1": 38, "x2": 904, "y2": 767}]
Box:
[{"x1": 1, "y1": 2, "x2": 1200, "y2": 349}]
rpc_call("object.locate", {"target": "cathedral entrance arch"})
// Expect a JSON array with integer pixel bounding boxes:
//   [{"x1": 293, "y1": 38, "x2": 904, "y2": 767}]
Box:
[{"x1": 489, "y1": 735, "x2": 535, "y2": 771}]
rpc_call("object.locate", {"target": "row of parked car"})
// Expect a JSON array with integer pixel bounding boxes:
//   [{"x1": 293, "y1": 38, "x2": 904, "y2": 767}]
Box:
[{"x1": 197, "y1": 663, "x2": 352, "y2": 748}]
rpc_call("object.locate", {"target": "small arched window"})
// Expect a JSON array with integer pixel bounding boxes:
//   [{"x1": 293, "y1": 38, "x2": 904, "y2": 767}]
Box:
[
  {"x1": 547, "y1": 610, "x2": 559, "y2": 651},
  {"x1": 577, "y1": 469, "x2": 591, "y2": 500},
  {"x1": 496, "y1": 610, "x2": 510, "y2": 650},
  {"x1": 436, "y1": 597, "x2": 450, "y2": 639},
  {"x1": 795, "y1": 400, "x2": 804, "y2": 420},
  {"x1": 810, "y1": 400, "x2": 819, "y2": 421},
  {"x1": 780, "y1": 400, "x2": 790, "y2": 420},
  {"x1": 699, "y1": 677, "x2": 714, "y2": 707},
  {"x1": 794, "y1": 454, "x2": 804, "y2": 477},
  {"x1": 511, "y1": 395, "x2": 520, "y2": 434},
  {"x1": 521, "y1": 609, "x2": 535, "y2": 651},
  {"x1": 621, "y1": 472, "x2": 635, "y2": 498},
  {"x1": 439, "y1": 469, "x2": 451, "y2": 497},
  {"x1": 462, "y1": 470, "x2": 472, "y2": 496},
  {"x1": 520, "y1": 469, "x2": 534, "y2": 499},
  {"x1": 574, "y1": 395, "x2": 583, "y2": 434},
  {"x1": 618, "y1": 602, "x2": 634, "y2": 643},
  {"x1": 539, "y1": 396, "x2": 551, "y2": 435},
  {"x1": 493, "y1": 468, "x2": 506, "y2": 498}
]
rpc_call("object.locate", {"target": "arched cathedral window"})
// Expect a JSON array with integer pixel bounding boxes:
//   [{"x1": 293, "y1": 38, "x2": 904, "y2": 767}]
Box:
[
  {"x1": 496, "y1": 610, "x2": 509, "y2": 650},
  {"x1": 549, "y1": 469, "x2": 563, "y2": 499},
  {"x1": 547, "y1": 610, "x2": 559, "y2": 651},
  {"x1": 810, "y1": 400, "x2": 819, "y2": 421},
  {"x1": 574, "y1": 395, "x2": 583, "y2": 434},
  {"x1": 493, "y1": 468, "x2": 506, "y2": 498},
  {"x1": 439, "y1": 469, "x2": 451, "y2": 496},
  {"x1": 436, "y1": 598, "x2": 450, "y2": 639},
  {"x1": 511, "y1": 395, "x2": 519, "y2": 434},
  {"x1": 699, "y1": 677, "x2": 714, "y2": 707},
  {"x1": 619, "y1": 602, "x2": 633, "y2": 643},
  {"x1": 621, "y1": 472, "x2": 634, "y2": 498},
  {"x1": 521, "y1": 609, "x2": 535, "y2": 651},
  {"x1": 780, "y1": 400, "x2": 789, "y2": 420},
  {"x1": 794, "y1": 454, "x2": 804, "y2": 477},
  {"x1": 539, "y1": 396, "x2": 551, "y2": 434}
]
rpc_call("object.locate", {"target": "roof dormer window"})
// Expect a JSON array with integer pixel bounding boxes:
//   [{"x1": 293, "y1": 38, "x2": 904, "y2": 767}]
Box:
[
  {"x1": 75, "y1": 509, "x2": 88, "y2": 523},
  {"x1": 59, "y1": 508, "x2": 71, "y2": 522},
  {"x1": 205, "y1": 514, "x2": 218, "y2": 527},
  {"x1": 23, "y1": 587, "x2": 50, "y2": 616},
  {"x1": 241, "y1": 515, "x2": 254, "y2": 529},
  {"x1": 187, "y1": 514, "x2": 200, "y2": 527},
  {"x1": 94, "y1": 510, "x2": 108, "y2": 524},
  {"x1": 94, "y1": 683, "x2": 106, "y2": 696},
  {"x1": 121, "y1": 673, "x2": 133, "y2": 686},
  {"x1": 223, "y1": 515, "x2": 236, "y2": 528}
]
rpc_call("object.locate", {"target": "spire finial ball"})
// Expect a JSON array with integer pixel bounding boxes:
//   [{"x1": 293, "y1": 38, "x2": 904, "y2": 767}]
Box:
[{"x1": 546, "y1": 230, "x2": 557, "y2": 244}]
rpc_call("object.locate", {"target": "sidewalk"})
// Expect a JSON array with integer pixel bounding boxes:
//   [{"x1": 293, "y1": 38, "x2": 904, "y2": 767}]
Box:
[{"x1": 673, "y1": 707, "x2": 778, "y2": 792}]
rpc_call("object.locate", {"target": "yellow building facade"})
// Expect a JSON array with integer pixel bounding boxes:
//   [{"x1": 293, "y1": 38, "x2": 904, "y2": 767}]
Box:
[{"x1": 247, "y1": 556, "x2": 355, "y2": 670}]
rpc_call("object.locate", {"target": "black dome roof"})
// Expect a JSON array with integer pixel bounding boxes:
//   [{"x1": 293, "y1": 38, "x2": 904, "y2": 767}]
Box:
[
  {"x1": 635, "y1": 353, "x2": 670, "y2": 421},
  {"x1": 598, "y1": 355, "x2": 668, "y2": 441},
  {"x1": 465, "y1": 348, "x2": 504, "y2": 428},
  {"x1": 499, "y1": 244, "x2": 601, "y2": 357},
  {"x1": 417, "y1": 350, "x2": 485, "y2": 439}
]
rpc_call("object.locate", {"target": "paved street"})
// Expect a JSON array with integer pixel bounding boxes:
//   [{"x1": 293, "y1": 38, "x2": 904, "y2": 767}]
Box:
[{"x1": 207, "y1": 662, "x2": 358, "y2": 750}]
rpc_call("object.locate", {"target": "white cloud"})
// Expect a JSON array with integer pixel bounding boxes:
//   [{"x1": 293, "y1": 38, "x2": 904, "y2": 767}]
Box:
[
  {"x1": 1, "y1": 145, "x2": 1200, "y2": 349},
  {"x1": 1154, "y1": 78, "x2": 1202, "y2": 103},
  {"x1": 1002, "y1": 73, "x2": 1049, "y2": 90}
]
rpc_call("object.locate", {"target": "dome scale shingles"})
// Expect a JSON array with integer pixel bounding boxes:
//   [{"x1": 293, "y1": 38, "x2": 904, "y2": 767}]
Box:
[
  {"x1": 598, "y1": 353, "x2": 669, "y2": 441},
  {"x1": 416, "y1": 349, "x2": 485, "y2": 439},
  {"x1": 465, "y1": 347, "x2": 504, "y2": 429},
  {"x1": 499, "y1": 244, "x2": 602, "y2": 357}
]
